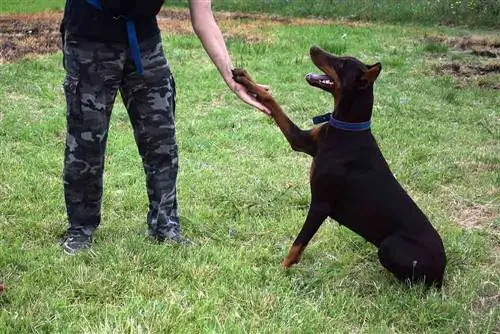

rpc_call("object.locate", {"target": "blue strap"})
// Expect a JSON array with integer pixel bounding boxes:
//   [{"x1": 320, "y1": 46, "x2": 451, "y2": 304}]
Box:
[
  {"x1": 312, "y1": 112, "x2": 371, "y2": 131},
  {"x1": 86, "y1": 0, "x2": 102, "y2": 10},
  {"x1": 329, "y1": 118, "x2": 371, "y2": 131},
  {"x1": 312, "y1": 112, "x2": 332, "y2": 125},
  {"x1": 86, "y1": 0, "x2": 144, "y2": 75},
  {"x1": 126, "y1": 19, "x2": 144, "y2": 75}
]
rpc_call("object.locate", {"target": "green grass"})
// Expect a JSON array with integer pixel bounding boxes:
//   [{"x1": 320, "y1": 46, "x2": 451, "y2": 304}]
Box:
[
  {"x1": 1, "y1": 14, "x2": 499, "y2": 334},
  {"x1": 423, "y1": 41, "x2": 449, "y2": 54},
  {"x1": 0, "y1": 0, "x2": 64, "y2": 13},
  {"x1": 168, "y1": 0, "x2": 500, "y2": 29},
  {"x1": 1, "y1": 0, "x2": 499, "y2": 28}
]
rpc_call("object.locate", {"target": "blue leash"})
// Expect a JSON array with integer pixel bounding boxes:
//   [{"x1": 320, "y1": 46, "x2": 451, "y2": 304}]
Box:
[
  {"x1": 86, "y1": 0, "x2": 102, "y2": 10},
  {"x1": 86, "y1": 0, "x2": 144, "y2": 75},
  {"x1": 312, "y1": 112, "x2": 371, "y2": 131},
  {"x1": 125, "y1": 20, "x2": 144, "y2": 75}
]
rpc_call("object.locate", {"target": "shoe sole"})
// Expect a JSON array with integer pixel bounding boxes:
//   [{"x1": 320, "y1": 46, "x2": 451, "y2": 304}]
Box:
[{"x1": 61, "y1": 243, "x2": 90, "y2": 256}]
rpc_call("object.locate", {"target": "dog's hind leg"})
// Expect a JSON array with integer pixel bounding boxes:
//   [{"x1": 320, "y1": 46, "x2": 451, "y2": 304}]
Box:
[
  {"x1": 378, "y1": 234, "x2": 445, "y2": 288},
  {"x1": 282, "y1": 202, "x2": 329, "y2": 268}
]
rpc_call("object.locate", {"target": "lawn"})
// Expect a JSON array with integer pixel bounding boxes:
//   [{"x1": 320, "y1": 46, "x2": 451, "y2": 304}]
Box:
[
  {"x1": 2, "y1": 0, "x2": 499, "y2": 28},
  {"x1": 1, "y1": 0, "x2": 64, "y2": 13},
  {"x1": 0, "y1": 4, "x2": 499, "y2": 334}
]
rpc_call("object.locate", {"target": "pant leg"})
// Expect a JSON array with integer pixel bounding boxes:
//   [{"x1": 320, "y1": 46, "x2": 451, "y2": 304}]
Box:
[
  {"x1": 62, "y1": 36, "x2": 125, "y2": 236},
  {"x1": 119, "y1": 35, "x2": 180, "y2": 239}
]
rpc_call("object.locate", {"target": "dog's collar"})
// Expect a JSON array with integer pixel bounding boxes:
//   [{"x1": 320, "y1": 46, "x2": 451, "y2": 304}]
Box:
[
  {"x1": 330, "y1": 118, "x2": 371, "y2": 131},
  {"x1": 312, "y1": 112, "x2": 371, "y2": 131},
  {"x1": 312, "y1": 112, "x2": 332, "y2": 125}
]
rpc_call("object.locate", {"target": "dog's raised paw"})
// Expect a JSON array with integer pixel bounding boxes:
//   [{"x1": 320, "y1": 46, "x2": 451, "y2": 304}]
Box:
[
  {"x1": 232, "y1": 68, "x2": 247, "y2": 77},
  {"x1": 232, "y1": 68, "x2": 253, "y2": 85}
]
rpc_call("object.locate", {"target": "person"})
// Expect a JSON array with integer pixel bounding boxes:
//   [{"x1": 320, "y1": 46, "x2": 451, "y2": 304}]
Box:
[{"x1": 59, "y1": 0, "x2": 270, "y2": 255}]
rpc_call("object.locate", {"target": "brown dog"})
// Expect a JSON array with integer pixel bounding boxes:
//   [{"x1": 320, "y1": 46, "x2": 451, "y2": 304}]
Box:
[{"x1": 232, "y1": 46, "x2": 446, "y2": 287}]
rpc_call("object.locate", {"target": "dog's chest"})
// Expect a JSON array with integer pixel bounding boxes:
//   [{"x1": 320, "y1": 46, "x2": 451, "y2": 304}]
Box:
[{"x1": 309, "y1": 149, "x2": 346, "y2": 189}]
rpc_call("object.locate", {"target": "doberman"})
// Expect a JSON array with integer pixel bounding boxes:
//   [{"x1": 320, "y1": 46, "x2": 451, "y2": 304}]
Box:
[{"x1": 232, "y1": 46, "x2": 446, "y2": 287}]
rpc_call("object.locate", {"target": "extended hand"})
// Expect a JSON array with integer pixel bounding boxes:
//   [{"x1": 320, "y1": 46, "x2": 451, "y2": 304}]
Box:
[{"x1": 231, "y1": 79, "x2": 271, "y2": 115}]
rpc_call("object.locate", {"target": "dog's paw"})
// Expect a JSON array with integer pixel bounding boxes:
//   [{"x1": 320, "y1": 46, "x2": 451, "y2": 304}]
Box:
[
  {"x1": 281, "y1": 259, "x2": 293, "y2": 268},
  {"x1": 282, "y1": 256, "x2": 300, "y2": 268},
  {"x1": 282, "y1": 245, "x2": 304, "y2": 268},
  {"x1": 232, "y1": 68, "x2": 253, "y2": 84},
  {"x1": 232, "y1": 68, "x2": 248, "y2": 78}
]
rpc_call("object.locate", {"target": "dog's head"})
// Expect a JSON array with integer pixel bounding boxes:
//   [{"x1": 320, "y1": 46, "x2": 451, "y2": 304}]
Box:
[{"x1": 306, "y1": 46, "x2": 381, "y2": 120}]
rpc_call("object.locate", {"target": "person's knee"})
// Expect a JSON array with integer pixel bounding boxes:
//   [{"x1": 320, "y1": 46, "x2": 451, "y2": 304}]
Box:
[{"x1": 143, "y1": 142, "x2": 178, "y2": 174}]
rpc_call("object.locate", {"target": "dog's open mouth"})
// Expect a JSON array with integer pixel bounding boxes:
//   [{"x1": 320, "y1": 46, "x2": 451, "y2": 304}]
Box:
[{"x1": 305, "y1": 73, "x2": 335, "y2": 90}]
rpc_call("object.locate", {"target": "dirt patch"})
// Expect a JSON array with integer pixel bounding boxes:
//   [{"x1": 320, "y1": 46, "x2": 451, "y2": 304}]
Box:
[
  {"x1": 473, "y1": 279, "x2": 500, "y2": 322},
  {"x1": 434, "y1": 61, "x2": 500, "y2": 89},
  {"x1": 435, "y1": 62, "x2": 500, "y2": 76},
  {"x1": 0, "y1": 8, "x2": 335, "y2": 63},
  {"x1": 0, "y1": 12, "x2": 63, "y2": 63},
  {"x1": 454, "y1": 203, "x2": 498, "y2": 230},
  {"x1": 426, "y1": 34, "x2": 500, "y2": 58},
  {"x1": 449, "y1": 36, "x2": 500, "y2": 58},
  {"x1": 425, "y1": 34, "x2": 500, "y2": 89},
  {"x1": 433, "y1": 64, "x2": 500, "y2": 90}
]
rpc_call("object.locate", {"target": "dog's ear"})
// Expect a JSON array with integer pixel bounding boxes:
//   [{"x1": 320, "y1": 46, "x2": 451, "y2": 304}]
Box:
[{"x1": 360, "y1": 62, "x2": 381, "y2": 89}]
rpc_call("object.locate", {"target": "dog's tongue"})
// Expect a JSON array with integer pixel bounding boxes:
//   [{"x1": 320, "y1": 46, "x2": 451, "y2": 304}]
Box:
[
  {"x1": 306, "y1": 73, "x2": 324, "y2": 80},
  {"x1": 305, "y1": 73, "x2": 332, "y2": 81}
]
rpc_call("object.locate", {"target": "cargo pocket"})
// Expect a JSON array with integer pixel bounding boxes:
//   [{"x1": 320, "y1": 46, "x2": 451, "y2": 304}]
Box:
[{"x1": 63, "y1": 74, "x2": 82, "y2": 121}]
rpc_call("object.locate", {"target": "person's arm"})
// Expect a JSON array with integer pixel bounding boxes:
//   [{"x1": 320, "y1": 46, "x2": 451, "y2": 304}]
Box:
[{"x1": 188, "y1": 0, "x2": 270, "y2": 115}]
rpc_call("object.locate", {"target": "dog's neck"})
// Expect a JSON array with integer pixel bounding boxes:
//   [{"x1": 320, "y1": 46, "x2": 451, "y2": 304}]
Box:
[
  {"x1": 329, "y1": 117, "x2": 371, "y2": 131},
  {"x1": 332, "y1": 87, "x2": 374, "y2": 123}
]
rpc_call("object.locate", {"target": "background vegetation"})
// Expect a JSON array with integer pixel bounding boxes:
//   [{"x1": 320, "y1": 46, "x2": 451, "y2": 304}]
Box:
[
  {"x1": 0, "y1": 0, "x2": 499, "y2": 333},
  {"x1": 1, "y1": 0, "x2": 499, "y2": 28}
]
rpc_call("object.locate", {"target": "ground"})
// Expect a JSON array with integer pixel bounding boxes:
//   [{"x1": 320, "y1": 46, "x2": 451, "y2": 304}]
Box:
[
  {"x1": 1, "y1": 9, "x2": 498, "y2": 91},
  {"x1": 425, "y1": 34, "x2": 500, "y2": 90},
  {"x1": 0, "y1": 8, "x2": 498, "y2": 332},
  {"x1": 0, "y1": 8, "x2": 333, "y2": 63}
]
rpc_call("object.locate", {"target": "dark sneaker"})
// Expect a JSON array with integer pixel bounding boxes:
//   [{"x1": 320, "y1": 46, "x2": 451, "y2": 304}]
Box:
[
  {"x1": 146, "y1": 230, "x2": 193, "y2": 246},
  {"x1": 156, "y1": 234, "x2": 193, "y2": 246},
  {"x1": 60, "y1": 234, "x2": 92, "y2": 255}
]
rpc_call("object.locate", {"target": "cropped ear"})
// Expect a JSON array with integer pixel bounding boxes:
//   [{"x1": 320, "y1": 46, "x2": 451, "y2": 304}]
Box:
[{"x1": 360, "y1": 62, "x2": 381, "y2": 89}]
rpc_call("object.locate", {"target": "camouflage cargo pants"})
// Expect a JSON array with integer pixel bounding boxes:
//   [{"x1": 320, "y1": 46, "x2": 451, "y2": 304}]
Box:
[{"x1": 62, "y1": 33, "x2": 180, "y2": 240}]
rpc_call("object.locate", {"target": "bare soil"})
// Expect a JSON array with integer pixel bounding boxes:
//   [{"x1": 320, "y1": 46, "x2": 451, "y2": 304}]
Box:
[
  {"x1": 0, "y1": 8, "x2": 335, "y2": 63},
  {"x1": 427, "y1": 35, "x2": 500, "y2": 89},
  {"x1": 454, "y1": 202, "x2": 498, "y2": 231},
  {"x1": 0, "y1": 12, "x2": 62, "y2": 63}
]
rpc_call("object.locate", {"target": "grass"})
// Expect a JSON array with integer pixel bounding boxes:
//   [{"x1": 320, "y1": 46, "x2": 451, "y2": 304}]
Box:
[
  {"x1": 0, "y1": 0, "x2": 64, "y2": 13},
  {"x1": 1, "y1": 6, "x2": 499, "y2": 334},
  {"x1": 169, "y1": 0, "x2": 500, "y2": 29},
  {"x1": 423, "y1": 41, "x2": 449, "y2": 54},
  {"x1": 1, "y1": 0, "x2": 499, "y2": 28}
]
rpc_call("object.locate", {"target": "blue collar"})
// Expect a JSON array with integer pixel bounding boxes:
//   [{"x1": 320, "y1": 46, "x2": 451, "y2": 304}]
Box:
[
  {"x1": 312, "y1": 112, "x2": 371, "y2": 131},
  {"x1": 329, "y1": 118, "x2": 371, "y2": 131}
]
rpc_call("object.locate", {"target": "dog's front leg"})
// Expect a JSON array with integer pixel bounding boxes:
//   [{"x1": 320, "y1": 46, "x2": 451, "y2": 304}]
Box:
[
  {"x1": 233, "y1": 68, "x2": 317, "y2": 156},
  {"x1": 282, "y1": 203, "x2": 329, "y2": 268}
]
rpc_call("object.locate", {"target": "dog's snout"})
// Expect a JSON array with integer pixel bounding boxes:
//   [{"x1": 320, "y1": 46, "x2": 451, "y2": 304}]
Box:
[{"x1": 310, "y1": 45, "x2": 322, "y2": 56}]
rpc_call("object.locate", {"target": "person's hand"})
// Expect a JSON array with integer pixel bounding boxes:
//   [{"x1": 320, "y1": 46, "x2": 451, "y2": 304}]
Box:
[
  {"x1": 229, "y1": 79, "x2": 272, "y2": 116},
  {"x1": 188, "y1": 0, "x2": 271, "y2": 115}
]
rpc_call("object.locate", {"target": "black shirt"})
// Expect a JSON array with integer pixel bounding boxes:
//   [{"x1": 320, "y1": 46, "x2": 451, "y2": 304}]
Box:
[{"x1": 61, "y1": 0, "x2": 165, "y2": 44}]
